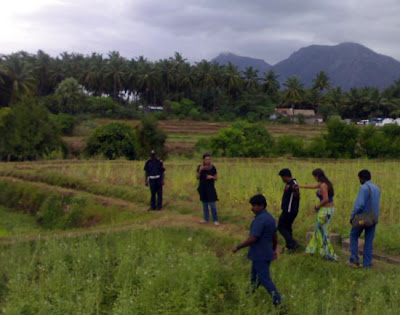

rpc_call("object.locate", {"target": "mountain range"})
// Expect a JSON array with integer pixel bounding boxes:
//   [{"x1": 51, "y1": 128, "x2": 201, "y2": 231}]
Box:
[{"x1": 212, "y1": 43, "x2": 400, "y2": 90}]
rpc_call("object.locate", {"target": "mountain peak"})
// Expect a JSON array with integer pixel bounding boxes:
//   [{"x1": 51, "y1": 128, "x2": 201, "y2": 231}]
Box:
[
  {"x1": 272, "y1": 42, "x2": 400, "y2": 90},
  {"x1": 212, "y1": 53, "x2": 271, "y2": 75}
]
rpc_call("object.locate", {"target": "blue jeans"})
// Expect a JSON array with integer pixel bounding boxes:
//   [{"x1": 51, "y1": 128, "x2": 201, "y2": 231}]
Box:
[
  {"x1": 350, "y1": 224, "x2": 376, "y2": 268},
  {"x1": 202, "y1": 202, "x2": 218, "y2": 222},
  {"x1": 251, "y1": 260, "x2": 281, "y2": 305}
]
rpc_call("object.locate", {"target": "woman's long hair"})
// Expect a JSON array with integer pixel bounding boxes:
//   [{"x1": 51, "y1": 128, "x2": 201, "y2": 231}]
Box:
[{"x1": 312, "y1": 168, "x2": 334, "y2": 198}]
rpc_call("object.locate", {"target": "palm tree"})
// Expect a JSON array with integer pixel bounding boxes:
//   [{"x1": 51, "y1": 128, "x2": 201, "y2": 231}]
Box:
[
  {"x1": 105, "y1": 51, "x2": 128, "y2": 101},
  {"x1": 81, "y1": 53, "x2": 106, "y2": 96},
  {"x1": 0, "y1": 53, "x2": 37, "y2": 104},
  {"x1": 177, "y1": 63, "x2": 194, "y2": 98},
  {"x1": 262, "y1": 70, "x2": 280, "y2": 96},
  {"x1": 242, "y1": 67, "x2": 259, "y2": 92},
  {"x1": 195, "y1": 60, "x2": 217, "y2": 107},
  {"x1": 35, "y1": 50, "x2": 52, "y2": 96},
  {"x1": 159, "y1": 59, "x2": 175, "y2": 95},
  {"x1": 137, "y1": 61, "x2": 160, "y2": 106},
  {"x1": 223, "y1": 62, "x2": 242, "y2": 101},
  {"x1": 326, "y1": 87, "x2": 344, "y2": 113},
  {"x1": 312, "y1": 71, "x2": 331, "y2": 91},
  {"x1": 282, "y1": 76, "x2": 305, "y2": 105}
]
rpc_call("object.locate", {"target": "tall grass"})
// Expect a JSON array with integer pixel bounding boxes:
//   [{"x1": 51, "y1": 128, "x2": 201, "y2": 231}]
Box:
[
  {"x1": 2, "y1": 158, "x2": 400, "y2": 253},
  {"x1": 1, "y1": 228, "x2": 399, "y2": 314}
]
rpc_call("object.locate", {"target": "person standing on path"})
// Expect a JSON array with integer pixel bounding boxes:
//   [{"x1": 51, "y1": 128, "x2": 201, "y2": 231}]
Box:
[
  {"x1": 298, "y1": 169, "x2": 338, "y2": 261},
  {"x1": 347, "y1": 170, "x2": 381, "y2": 268},
  {"x1": 278, "y1": 168, "x2": 300, "y2": 253},
  {"x1": 232, "y1": 194, "x2": 282, "y2": 306},
  {"x1": 196, "y1": 153, "x2": 219, "y2": 226},
  {"x1": 144, "y1": 150, "x2": 165, "y2": 211}
]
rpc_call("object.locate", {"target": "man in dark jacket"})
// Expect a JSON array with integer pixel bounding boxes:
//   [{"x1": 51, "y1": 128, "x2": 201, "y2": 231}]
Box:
[
  {"x1": 144, "y1": 150, "x2": 165, "y2": 210},
  {"x1": 278, "y1": 169, "x2": 300, "y2": 252}
]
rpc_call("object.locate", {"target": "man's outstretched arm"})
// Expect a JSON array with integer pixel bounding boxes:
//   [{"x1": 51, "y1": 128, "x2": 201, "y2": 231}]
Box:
[{"x1": 232, "y1": 236, "x2": 258, "y2": 253}]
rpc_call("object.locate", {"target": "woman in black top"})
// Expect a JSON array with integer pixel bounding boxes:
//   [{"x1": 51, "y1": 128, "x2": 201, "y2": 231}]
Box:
[{"x1": 196, "y1": 153, "x2": 219, "y2": 225}]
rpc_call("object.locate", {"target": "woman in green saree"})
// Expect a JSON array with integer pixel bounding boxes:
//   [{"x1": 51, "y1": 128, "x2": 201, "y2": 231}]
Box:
[{"x1": 298, "y1": 169, "x2": 338, "y2": 261}]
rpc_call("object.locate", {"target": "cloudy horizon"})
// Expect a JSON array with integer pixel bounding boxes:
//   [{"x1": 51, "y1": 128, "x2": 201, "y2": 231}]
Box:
[{"x1": 1, "y1": 0, "x2": 400, "y2": 64}]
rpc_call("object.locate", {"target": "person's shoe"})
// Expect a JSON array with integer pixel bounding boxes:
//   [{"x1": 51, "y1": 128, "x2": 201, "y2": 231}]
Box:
[
  {"x1": 345, "y1": 261, "x2": 361, "y2": 268},
  {"x1": 214, "y1": 221, "x2": 220, "y2": 226},
  {"x1": 199, "y1": 220, "x2": 208, "y2": 224},
  {"x1": 292, "y1": 243, "x2": 300, "y2": 251},
  {"x1": 147, "y1": 208, "x2": 156, "y2": 211}
]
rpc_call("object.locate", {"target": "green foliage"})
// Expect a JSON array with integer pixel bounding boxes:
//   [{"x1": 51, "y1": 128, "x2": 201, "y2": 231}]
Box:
[
  {"x1": 86, "y1": 122, "x2": 137, "y2": 160},
  {"x1": 274, "y1": 136, "x2": 305, "y2": 157},
  {"x1": 210, "y1": 122, "x2": 274, "y2": 157},
  {"x1": 136, "y1": 116, "x2": 167, "y2": 158},
  {"x1": 0, "y1": 98, "x2": 63, "y2": 161},
  {"x1": 322, "y1": 117, "x2": 359, "y2": 158},
  {"x1": 86, "y1": 96, "x2": 138, "y2": 118},
  {"x1": 50, "y1": 113, "x2": 77, "y2": 135},
  {"x1": 54, "y1": 77, "x2": 86, "y2": 114},
  {"x1": 359, "y1": 125, "x2": 400, "y2": 158}
]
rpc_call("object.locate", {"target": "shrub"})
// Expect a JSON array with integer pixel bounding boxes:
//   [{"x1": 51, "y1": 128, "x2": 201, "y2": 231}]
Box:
[
  {"x1": 0, "y1": 98, "x2": 63, "y2": 161},
  {"x1": 209, "y1": 122, "x2": 274, "y2": 157},
  {"x1": 86, "y1": 122, "x2": 137, "y2": 160},
  {"x1": 323, "y1": 117, "x2": 359, "y2": 158},
  {"x1": 136, "y1": 116, "x2": 167, "y2": 158},
  {"x1": 274, "y1": 136, "x2": 305, "y2": 157},
  {"x1": 50, "y1": 113, "x2": 77, "y2": 135},
  {"x1": 307, "y1": 136, "x2": 329, "y2": 158},
  {"x1": 359, "y1": 126, "x2": 390, "y2": 158},
  {"x1": 210, "y1": 127, "x2": 246, "y2": 157}
]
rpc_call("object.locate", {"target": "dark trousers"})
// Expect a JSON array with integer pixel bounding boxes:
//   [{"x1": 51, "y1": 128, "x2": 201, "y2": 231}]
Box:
[
  {"x1": 251, "y1": 260, "x2": 281, "y2": 305},
  {"x1": 350, "y1": 224, "x2": 376, "y2": 268},
  {"x1": 149, "y1": 179, "x2": 163, "y2": 210},
  {"x1": 278, "y1": 209, "x2": 299, "y2": 249}
]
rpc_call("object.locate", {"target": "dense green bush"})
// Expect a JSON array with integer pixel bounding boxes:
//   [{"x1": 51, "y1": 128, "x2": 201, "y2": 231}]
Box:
[
  {"x1": 50, "y1": 113, "x2": 77, "y2": 135},
  {"x1": 210, "y1": 122, "x2": 274, "y2": 157},
  {"x1": 274, "y1": 136, "x2": 305, "y2": 157},
  {"x1": 0, "y1": 98, "x2": 63, "y2": 161},
  {"x1": 359, "y1": 125, "x2": 400, "y2": 158},
  {"x1": 323, "y1": 117, "x2": 359, "y2": 158},
  {"x1": 136, "y1": 116, "x2": 167, "y2": 158},
  {"x1": 86, "y1": 122, "x2": 138, "y2": 160}
]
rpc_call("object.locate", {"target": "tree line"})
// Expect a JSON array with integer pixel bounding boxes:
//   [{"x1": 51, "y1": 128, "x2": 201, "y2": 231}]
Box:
[{"x1": 1, "y1": 50, "x2": 400, "y2": 120}]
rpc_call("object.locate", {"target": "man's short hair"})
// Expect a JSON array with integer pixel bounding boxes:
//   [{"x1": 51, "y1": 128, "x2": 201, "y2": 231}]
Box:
[
  {"x1": 358, "y1": 170, "x2": 371, "y2": 181},
  {"x1": 249, "y1": 194, "x2": 267, "y2": 208},
  {"x1": 279, "y1": 168, "x2": 292, "y2": 178}
]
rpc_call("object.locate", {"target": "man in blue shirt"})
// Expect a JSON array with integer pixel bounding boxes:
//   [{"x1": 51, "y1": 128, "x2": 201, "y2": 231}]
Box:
[
  {"x1": 232, "y1": 194, "x2": 282, "y2": 306},
  {"x1": 347, "y1": 170, "x2": 381, "y2": 268}
]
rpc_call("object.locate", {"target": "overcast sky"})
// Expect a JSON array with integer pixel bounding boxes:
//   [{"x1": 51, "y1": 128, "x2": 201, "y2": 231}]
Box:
[{"x1": 1, "y1": 0, "x2": 400, "y2": 64}]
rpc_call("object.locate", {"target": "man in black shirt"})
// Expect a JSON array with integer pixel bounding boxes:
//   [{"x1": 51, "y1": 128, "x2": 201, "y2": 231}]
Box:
[
  {"x1": 278, "y1": 168, "x2": 300, "y2": 252},
  {"x1": 144, "y1": 150, "x2": 165, "y2": 210}
]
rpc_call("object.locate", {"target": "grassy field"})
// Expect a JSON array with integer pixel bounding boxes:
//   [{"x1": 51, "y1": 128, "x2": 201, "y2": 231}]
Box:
[
  {"x1": 0, "y1": 158, "x2": 400, "y2": 314},
  {"x1": 63, "y1": 119, "x2": 326, "y2": 155}
]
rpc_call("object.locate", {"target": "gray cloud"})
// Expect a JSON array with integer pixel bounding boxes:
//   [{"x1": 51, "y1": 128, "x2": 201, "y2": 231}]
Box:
[{"x1": 2, "y1": 0, "x2": 400, "y2": 64}]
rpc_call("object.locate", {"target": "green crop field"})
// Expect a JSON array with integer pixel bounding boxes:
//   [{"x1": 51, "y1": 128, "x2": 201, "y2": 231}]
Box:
[
  {"x1": 62, "y1": 119, "x2": 326, "y2": 155},
  {"x1": 1, "y1": 158, "x2": 400, "y2": 314}
]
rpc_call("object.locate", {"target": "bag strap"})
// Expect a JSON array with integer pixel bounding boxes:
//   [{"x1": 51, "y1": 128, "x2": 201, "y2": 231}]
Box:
[{"x1": 367, "y1": 184, "x2": 375, "y2": 214}]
